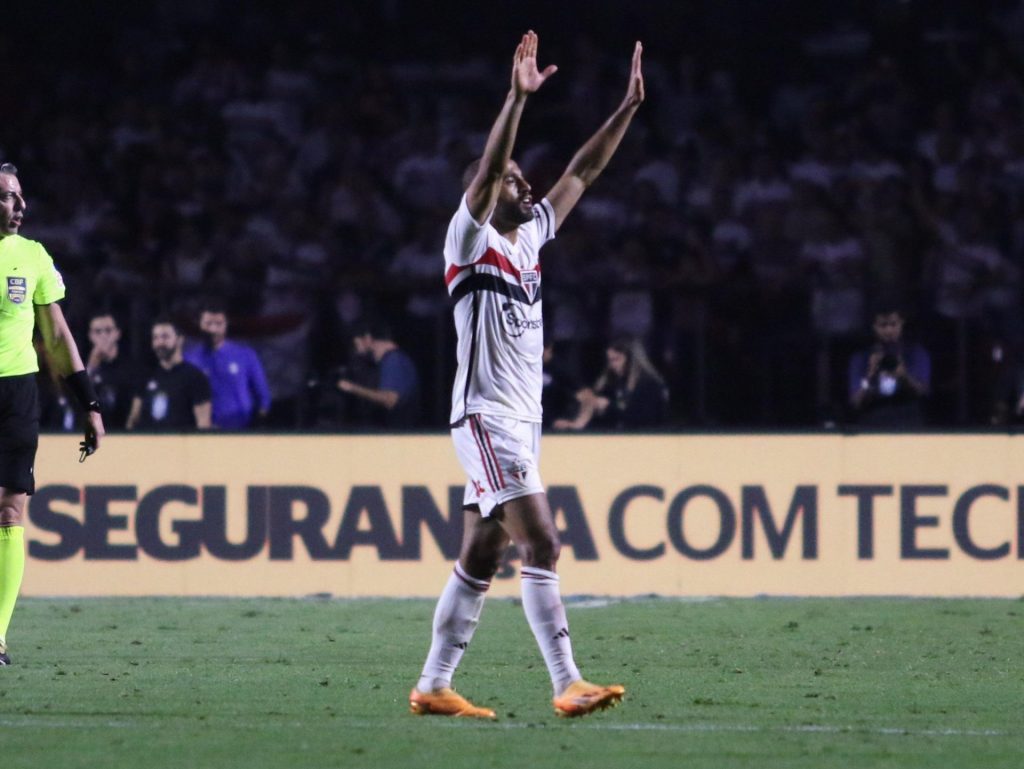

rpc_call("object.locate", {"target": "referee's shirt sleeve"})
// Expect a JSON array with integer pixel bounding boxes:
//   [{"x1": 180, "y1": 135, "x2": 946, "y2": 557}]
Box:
[{"x1": 33, "y1": 244, "x2": 67, "y2": 304}]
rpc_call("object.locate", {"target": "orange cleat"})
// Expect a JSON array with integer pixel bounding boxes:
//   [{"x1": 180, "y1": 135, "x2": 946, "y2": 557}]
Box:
[
  {"x1": 409, "y1": 687, "x2": 497, "y2": 720},
  {"x1": 552, "y1": 679, "x2": 625, "y2": 718}
]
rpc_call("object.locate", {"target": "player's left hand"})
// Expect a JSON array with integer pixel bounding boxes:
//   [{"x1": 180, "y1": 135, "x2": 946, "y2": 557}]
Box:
[
  {"x1": 623, "y1": 41, "x2": 645, "y2": 108},
  {"x1": 79, "y1": 411, "x2": 105, "y2": 462}
]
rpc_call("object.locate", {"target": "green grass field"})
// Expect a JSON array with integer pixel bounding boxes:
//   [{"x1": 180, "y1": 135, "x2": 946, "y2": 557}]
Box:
[{"x1": 1, "y1": 597, "x2": 1021, "y2": 768}]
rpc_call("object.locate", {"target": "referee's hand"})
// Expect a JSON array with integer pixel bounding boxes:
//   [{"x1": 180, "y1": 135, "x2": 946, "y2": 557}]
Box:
[{"x1": 79, "y1": 411, "x2": 105, "y2": 462}]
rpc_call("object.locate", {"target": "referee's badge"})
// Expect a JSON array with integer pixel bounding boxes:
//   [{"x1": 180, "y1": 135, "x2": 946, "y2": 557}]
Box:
[{"x1": 6, "y1": 276, "x2": 26, "y2": 304}]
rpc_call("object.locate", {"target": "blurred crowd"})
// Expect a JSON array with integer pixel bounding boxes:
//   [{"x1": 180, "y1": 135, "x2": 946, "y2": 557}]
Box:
[{"x1": 7, "y1": 0, "x2": 1024, "y2": 430}]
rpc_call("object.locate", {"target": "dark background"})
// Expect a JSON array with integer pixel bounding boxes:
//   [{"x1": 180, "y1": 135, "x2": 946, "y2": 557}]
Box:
[{"x1": 5, "y1": 0, "x2": 1024, "y2": 429}]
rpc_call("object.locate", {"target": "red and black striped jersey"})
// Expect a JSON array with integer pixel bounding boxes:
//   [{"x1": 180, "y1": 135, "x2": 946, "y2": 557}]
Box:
[{"x1": 444, "y1": 195, "x2": 555, "y2": 425}]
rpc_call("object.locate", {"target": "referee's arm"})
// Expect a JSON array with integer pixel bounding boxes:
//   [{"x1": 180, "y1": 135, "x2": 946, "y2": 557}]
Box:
[
  {"x1": 35, "y1": 303, "x2": 105, "y2": 448},
  {"x1": 35, "y1": 303, "x2": 85, "y2": 377}
]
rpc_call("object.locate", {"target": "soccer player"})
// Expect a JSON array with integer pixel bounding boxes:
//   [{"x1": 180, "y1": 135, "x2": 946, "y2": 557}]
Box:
[
  {"x1": 409, "y1": 32, "x2": 644, "y2": 719},
  {"x1": 0, "y1": 162, "x2": 105, "y2": 666},
  {"x1": 184, "y1": 300, "x2": 271, "y2": 430}
]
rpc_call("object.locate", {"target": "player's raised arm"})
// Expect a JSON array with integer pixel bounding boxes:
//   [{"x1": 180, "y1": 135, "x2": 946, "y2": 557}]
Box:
[
  {"x1": 546, "y1": 41, "x2": 645, "y2": 229},
  {"x1": 465, "y1": 30, "x2": 557, "y2": 224}
]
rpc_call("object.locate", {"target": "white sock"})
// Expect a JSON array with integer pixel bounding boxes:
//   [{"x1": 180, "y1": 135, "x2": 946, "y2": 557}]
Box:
[
  {"x1": 417, "y1": 562, "x2": 489, "y2": 692},
  {"x1": 520, "y1": 566, "x2": 581, "y2": 695}
]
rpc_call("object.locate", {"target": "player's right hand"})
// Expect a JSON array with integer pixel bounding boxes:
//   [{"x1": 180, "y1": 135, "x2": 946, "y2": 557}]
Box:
[{"x1": 512, "y1": 31, "x2": 557, "y2": 96}]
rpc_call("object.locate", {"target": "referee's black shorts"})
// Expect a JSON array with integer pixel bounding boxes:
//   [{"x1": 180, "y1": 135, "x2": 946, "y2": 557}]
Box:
[{"x1": 0, "y1": 373, "x2": 39, "y2": 495}]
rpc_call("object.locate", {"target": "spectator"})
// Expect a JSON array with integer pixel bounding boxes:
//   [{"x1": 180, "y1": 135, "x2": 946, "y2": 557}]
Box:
[
  {"x1": 85, "y1": 312, "x2": 143, "y2": 430},
  {"x1": 554, "y1": 337, "x2": 669, "y2": 430},
  {"x1": 848, "y1": 304, "x2": 931, "y2": 427},
  {"x1": 127, "y1": 318, "x2": 212, "y2": 431},
  {"x1": 336, "y1": 319, "x2": 421, "y2": 428},
  {"x1": 184, "y1": 299, "x2": 271, "y2": 429},
  {"x1": 801, "y1": 210, "x2": 867, "y2": 338},
  {"x1": 733, "y1": 149, "x2": 793, "y2": 218},
  {"x1": 988, "y1": 338, "x2": 1024, "y2": 427}
]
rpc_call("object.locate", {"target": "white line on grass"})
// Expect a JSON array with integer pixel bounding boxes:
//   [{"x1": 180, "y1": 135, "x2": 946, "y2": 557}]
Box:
[
  {"x1": 579, "y1": 723, "x2": 1010, "y2": 738},
  {"x1": 0, "y1": 715, "x2": 1012, "y2": 739},
  {"x1": 0, "y1": 717, "x2": 133, "y2": 729},
  {"x1": 427, "y1": 720, "x2": 1012, "y2": 738}
]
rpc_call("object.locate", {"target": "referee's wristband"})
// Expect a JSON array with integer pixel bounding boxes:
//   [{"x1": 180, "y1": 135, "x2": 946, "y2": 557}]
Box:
[{"x1": 65, "y1": 369, "x2": 102, "y2": 413}]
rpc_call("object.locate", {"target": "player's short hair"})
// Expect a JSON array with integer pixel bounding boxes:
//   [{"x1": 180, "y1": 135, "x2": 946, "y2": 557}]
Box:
[
  {"x1": 0, "y1": 162, "x2": 17, "y2": 177},
  {"x1": 462, "y1": 158, "x2": 523, "y2": 191},
  {"x1": 462, "y1": 158, "x2": 482, "y2": 191}
]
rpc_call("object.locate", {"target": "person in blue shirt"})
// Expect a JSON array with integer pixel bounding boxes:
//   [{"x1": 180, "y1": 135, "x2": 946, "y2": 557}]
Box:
[
  {"x1": 184, "y1": 300, "x2": 271, "y2": 430},
  {"x1": 337, "y1": 319, "x2": 421, "y2": 428}
]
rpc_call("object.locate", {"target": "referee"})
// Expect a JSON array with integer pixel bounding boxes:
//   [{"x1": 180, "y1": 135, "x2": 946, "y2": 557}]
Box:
[{"x1": 0, "y1": 162, "x2": 104, "y2": 666}]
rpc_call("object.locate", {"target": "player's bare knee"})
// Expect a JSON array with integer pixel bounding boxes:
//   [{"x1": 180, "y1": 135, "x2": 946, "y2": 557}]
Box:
[
  {"x1": 460, "y1": 534, "x2": 503, "y2": 579},
  {"x1": 461, "y1": 547, "x2": 502, "y2": 580},
  {"x1": 0, "y1": 503, "x2": 24, "y2": 527},
  {"x1": 519, "y1": 535, "x2": 561, "y2": 570}
]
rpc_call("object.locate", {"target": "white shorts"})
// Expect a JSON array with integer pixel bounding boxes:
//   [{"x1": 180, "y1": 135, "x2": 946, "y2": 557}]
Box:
[{"x1": 452, "y1": 413, "x2": 544, "y2": 517}]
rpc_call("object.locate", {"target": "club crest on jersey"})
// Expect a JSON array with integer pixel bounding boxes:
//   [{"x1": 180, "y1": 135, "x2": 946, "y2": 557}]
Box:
[
  {"x1": 501, "y1": 301, "x2": 542, "y2": 339},
  {"x1": 6, "y1": 276, "x2": 26, "y2": 304},
  {"x1": 521, "y1": 269, "x2": 540, "y2": 301}
]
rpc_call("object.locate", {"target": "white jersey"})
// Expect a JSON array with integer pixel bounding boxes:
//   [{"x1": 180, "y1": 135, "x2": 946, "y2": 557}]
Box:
[{"x1": 445, "y1": 194, "x2": 555, "y2": 425}]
